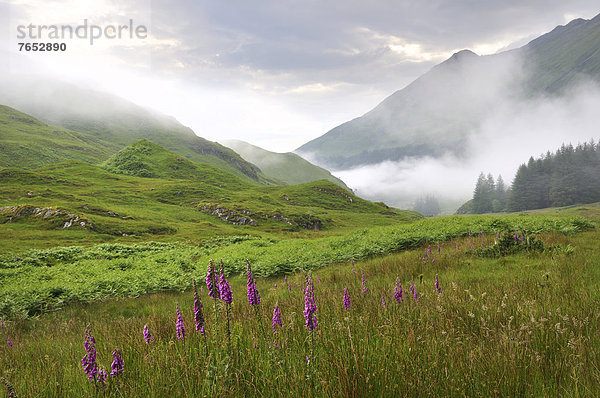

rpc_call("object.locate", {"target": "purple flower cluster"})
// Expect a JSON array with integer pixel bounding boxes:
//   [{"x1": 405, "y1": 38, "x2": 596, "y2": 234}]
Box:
[
  {"x1": 206, "y1": 260, "x2": 219, "y2": 299},
  {"x1": 272, "y1": 304, "x2": 282, "y2": 333},
  {"x1": 410, "y1": 282, "x2": 418, "y2": 302},
  {"x1": 110, "y1": 349, "x2": 124, "y2": 376},
  {"x1": 362, "y1": 272, "x2": 368, "y2": 294},
  {"x1": 303, "y1": 276, "x2": 317, "y2": 331},
  {"x1": 194, "y1": 282, "x2": 205, "y2": 333},
  {"x1": 246, "y1": 261, "x2": 261, "y2": 306},
  {"x1": 381, "y1": 296, "x2": 386, "y2": 308},
  {"x1": 176, "y1": 305, "x2": 185, "y2": 340},
  {"x1": 221, "y1": 279, "x2": 233, "y2": 305},
  {"x1": 97, "y1": 367, "x2": 107, "y2": 389},
  {"x1": 143, "y1": 325, "x2": 154, "y2": 344},
  {"x1": 343, "y1": 288, "x2": 351, "y2": 310},
  {"x1": 7, "y1": 336, "x2": 13, "y2": 347},
  {"x1": 81, "y1": 326, "x2": 98, "y2": 381},
  {"x1": 435, "y1": 275, "x2": 442, "y2": 294},
  {"x1": 218, "y1": 260, "x2": 226, "y2": 300},
  {"x1": 394, "y1": 279, "x2": 403, "y2": 303}
]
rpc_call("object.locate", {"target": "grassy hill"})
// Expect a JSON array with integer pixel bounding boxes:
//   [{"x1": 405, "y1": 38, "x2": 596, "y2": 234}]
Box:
[
  {"x1": 221, "y1": 139, "x2": 350, "y2": 189},
  {"x1": 297, "y1": 13, "x2": 600, "y2": 169},
  {"x1": 0, "y1": 81, "x2": 269, "y2": 183},
  {"x1": 0, "y1": 105, "x2": 120, "y2": 168},
  {"x1": 0, "y1": 141, "x2": 419, "y2": 253}
]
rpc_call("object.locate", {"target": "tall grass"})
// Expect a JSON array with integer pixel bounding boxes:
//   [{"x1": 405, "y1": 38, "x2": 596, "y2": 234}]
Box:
[{"x1": 1, "y1": 228, "x2": 599, "y2": 396}]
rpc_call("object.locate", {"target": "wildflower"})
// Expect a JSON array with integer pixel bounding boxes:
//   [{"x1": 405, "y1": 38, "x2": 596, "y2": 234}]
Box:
[
  {"x1": 410, "y1": 282, "x2": 418, "y2": 302},
  {"x1": 7, "y1": 337, "x2": 13, "y2": 347},
  {"x1": 193, "y1": 281, "x2": 205, "y2": 332},
  {"x1": 303, "y1": 275, "x2": 317, "y2": 330},
  {"x1": 361, "y1": 272, "x2": 368, "y2": 294},
  {"x1": 176, "y1": 305, "x2": 185, "y2": 340},
  {"x1": 221, "y1": 279, "x2": 233, "y2": 305},
  {"x1": 218, "y1": 260, "x2": 226, "y2": 299},
  {"x1": 381, "y1": 296, "x2": 386, "y2": 308},
  {"x1": 143, "y1": 325, "x2": 154, "y2": 344},
  {"x1": 394, "y1": 279, "x2": 403, "y2": 303},
  {"x1": 437, "y1": 244, "x2": 440, "y2": 253},
  {"x1": 432, "y1": 258, "x2": 436, "y2": 264},
  {"x1": 1, "y1": 320, "x2": 3, "y2": 328},
  {"x1": 272, "y1": 304, "x2": 282, "y2": 333},
  {"x1": 435, "y1": 275, "x2": 442, "y2": 294},
  {"x1": 110, "y1": 349, "x2": 124, "y2": 376},
  {"x1": 206, "y1": 260, "x2": 219, "y2": 299},
  {"x1": 81, "y1": 326, "x2": 98, "y2": 381},
  {"x1": 273, "y1": 340, "x2": 280, "y2": 350},
  {"x1": 97, "y1": 367, "x2": 107, "y2": 389},
  {"x1": 343, "y1": 288, "x2": 351, "y2": 310},
  {"x1": 246, "y1": 261, "x2": 261, "y2": 306}
]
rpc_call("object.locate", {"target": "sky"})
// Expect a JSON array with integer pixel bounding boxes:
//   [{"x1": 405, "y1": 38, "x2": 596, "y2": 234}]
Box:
[{"x1": 2, "y1": 0, "x2": 599, "y2": 153}]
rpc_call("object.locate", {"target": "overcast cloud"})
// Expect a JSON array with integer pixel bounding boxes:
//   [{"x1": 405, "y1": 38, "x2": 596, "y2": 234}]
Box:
[{"x1": 1, "y1": 1, "x2": 599, "y2": 208}]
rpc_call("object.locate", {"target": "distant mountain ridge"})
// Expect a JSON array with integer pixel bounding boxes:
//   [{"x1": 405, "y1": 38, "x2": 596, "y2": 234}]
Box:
[
  {"x1": 297, "y1": 13, "x2": 600, "y2": 170},
  {"x1": 221, "y1": 139, "x2": 350, "y2": 189},
  {"x1": 0, "y1": 79, "x2": 268, "y2": 183}
]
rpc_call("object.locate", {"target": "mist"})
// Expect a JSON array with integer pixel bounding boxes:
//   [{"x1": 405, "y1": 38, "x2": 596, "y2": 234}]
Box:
[{"x1": 331, "y1": 77, "x2": 600, "y2": 212}]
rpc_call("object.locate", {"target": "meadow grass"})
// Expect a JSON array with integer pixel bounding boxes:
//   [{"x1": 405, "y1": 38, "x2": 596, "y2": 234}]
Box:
[{"x1": 1, "y1": 224, "x2": 599, "y2": 397}]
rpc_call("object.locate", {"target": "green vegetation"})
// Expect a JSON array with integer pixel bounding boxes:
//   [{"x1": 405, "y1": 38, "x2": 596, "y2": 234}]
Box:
[
  {"x1": 222, "y1": 139, "x2": 349, "y2": 189},
  {"x1": 0, "y1": 213, "x2": 591, "y2": 318},
  {"x1": 0, "y1": 206, "x2": 598, "y2": 396},
  {"x1": 0, "y1": 143, "x2": 416, "y2": 253},
  {"x1": 461, "y1": 140, "x2": 600, "y2": 214},
  {"x1": 0, "y1": 105, "x2": 119, "y2": 169}
]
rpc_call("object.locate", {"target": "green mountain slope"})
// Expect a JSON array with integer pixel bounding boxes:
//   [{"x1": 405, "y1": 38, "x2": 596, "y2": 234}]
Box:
[
  {"x1": 297, "y1": 13, "x2": 600, "y2": 169},
  {"x1": 0, "y1": 142, "x2": 420, "y2": 253},
  {"x1": 0, "y1": 105, "x2": 120, "y2": 168},
  {"x1": 0, "y1": 80, "x2": 268, "y2": 183},
  {"x1": 221, "y1": 139, "x2": 350, "y2": 189}
]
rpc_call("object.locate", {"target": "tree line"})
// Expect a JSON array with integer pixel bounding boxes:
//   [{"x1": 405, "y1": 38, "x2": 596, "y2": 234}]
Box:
[{"x1": 461, "y1": 140, "x2": 600, "y2": 213}]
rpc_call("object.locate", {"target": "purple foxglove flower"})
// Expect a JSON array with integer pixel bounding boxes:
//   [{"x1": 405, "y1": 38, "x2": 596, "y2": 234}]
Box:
[
  {"x1": 303, "y1": 276, "x2": 317, "y2": 330},
  {"x1": 410, "y1": 282, "x2": 418, "y2": 302},
  {"x1": 469, "y1": 230, "x2": 472, "y2": 237},
  {"x1": 362, "y1": 272, "x2": 368, "y2": 294},
  {"x1": 81, "y1": 326, "x2": 98, "y2": 381},
  {"x1": 343, "y1": 288, "x2": 351, "y2": 310},
  {"x1": 432, "y1": 258, "x2": 436, "y2": 264},
  {"x1": 143, "y1": 325, "x2": 153, "y2": 344},
  {"x1": 221, "y1": 279, "x2": 233, "y2": 305},
  {"x1": 110, "y1": 349, "x2": 124, "y2": 376},
  {"x1": 206, "y1": 260, "x2": 219, "y2": 299},
  {"x1": 194, "y1": 282, "x2": 205, "y2": 332},
  {"x1": 284, "y1": 275, "x2": 287, "y2": 283},
  {"x1": 218, "y1": 260, "x2": 226, "y2": 299},
  {"x1": 428, "y1": 246, "x2": 432, "y2": 254},
  {"x1": 394, "y1": 279, "x2": 403, "y2": 303},
  {"x1": 381, "y1": 296, "x2": 386, "y2": 308},
  {"x1": 246, "y1": 261, "x2": 261, "y2": 306},
  {"x1": 435, "y1": 275, "x2": 442, "y2": 294},
  {"x1": 272, "y1": 304, "x2": 282, "y2": 333},
  {"x1": 7, "y1": 336, "x2": 13, "y2": 347},
  {"x1": 1, "y1": 320, "x2": 4, "y2": 328},
  {"x1": 288, "y1": 283, "x2": 292, "y2": 291},
  {"x1": 437, "y1": 244, "x2": 440, "y2": 253},
  {"x1": 176, "y1": 305, "x2": 185, "y2": 340},
  {"x1": 98, "y1": 367, "x2": 107, "y2": 389}
]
